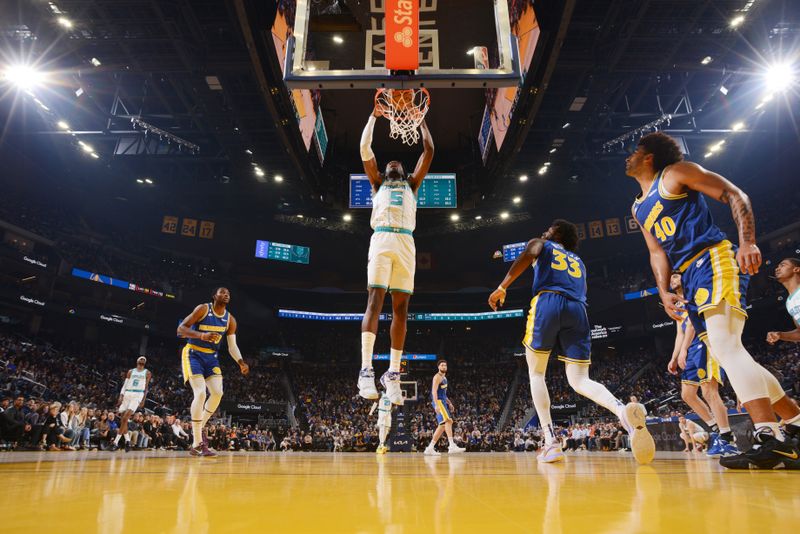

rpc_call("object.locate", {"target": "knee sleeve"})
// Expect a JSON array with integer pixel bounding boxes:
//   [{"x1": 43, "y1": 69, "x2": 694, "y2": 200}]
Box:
[{"x1": 705, "y1": 306, "x2": 769, "y2": 404}]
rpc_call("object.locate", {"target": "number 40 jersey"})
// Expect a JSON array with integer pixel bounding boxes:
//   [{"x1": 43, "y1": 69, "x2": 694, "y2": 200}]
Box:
[{"x1": 532, "y1": 240, "x2": 587, "y2": 303}]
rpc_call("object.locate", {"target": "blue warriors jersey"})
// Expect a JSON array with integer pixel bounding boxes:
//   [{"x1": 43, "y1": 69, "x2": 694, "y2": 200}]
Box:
[
  {"x1": 632, "y1": 170, "x2": 726, "y2": 271},
  {"x1": 532, "y1": 241, "x2": 586, "y2": 303},
  {"x1": 436, "y1": 376, "x2": 448, "y2": 401},
  {"x1": 187, "y1": 303, "x2": 229, "y2": 354}
]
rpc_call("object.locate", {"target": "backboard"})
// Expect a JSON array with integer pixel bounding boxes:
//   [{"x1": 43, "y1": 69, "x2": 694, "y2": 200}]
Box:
[{"x1": 281, "y1": 0, "x2": 522, "y2": 89}]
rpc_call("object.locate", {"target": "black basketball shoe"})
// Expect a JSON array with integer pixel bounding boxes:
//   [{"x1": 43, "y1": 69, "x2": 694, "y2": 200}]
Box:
[{"x1": 719, "y1": 428, "x2": 800, "y2": 470}]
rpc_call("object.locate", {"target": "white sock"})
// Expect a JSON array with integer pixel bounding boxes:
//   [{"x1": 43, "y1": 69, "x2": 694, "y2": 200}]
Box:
[
  {"x1": 529, "y1": 371, "x2": 556, "y2": 446},
  {"x1": 718, "y1": 426, "x2": 731, "y2": 434},
  {"x1": 113, "y1": 434, "x2": 121, "y2": 445},
  {"x1": 565, "y1": 363, "x2": 624, "y2": 419},
  {"x1": 361, "y1": 332, "x2": 376, "y2": 370},
  {"x1": 755, "y1": 422, "x2": 784, "y2": 442},
  {"x1": 703, "y1": 418, "x2": 716, "y2": 428},
  {"x1": 389, "y1": 348, "x2": 402, "y2": 373},
  {"x1": 191, "y1": 421, "x2": 203, "y2": 447},
  {"x1": 126, "y1": 432, "x2": 131, "y2": 441},
  {"x1": 449, "y1": 439, "x2": 457, "y2": 448},
  {"x1": 783, "y1": 413, "x2": 800, "y2": 426}
]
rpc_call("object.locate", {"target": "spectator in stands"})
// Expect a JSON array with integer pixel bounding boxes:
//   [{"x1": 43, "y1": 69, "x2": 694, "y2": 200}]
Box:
[
  {"x1": 44, "y1": 402, "x2": 75, "y2": 451},
  {"x1": 0, "y1": 396, "x2": 29, "y2": 447}
]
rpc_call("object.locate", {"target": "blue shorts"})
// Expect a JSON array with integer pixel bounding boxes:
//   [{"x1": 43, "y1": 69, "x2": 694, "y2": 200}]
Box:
[
  {"x1": 433, "y1": 399, "x2": 452, "y2": 425},
  {"x1": 181, "y1": 345, "x2": 222, "y2": 383},
  {"x1": 682, "y1": 338, "x2": 725, "y2": 386},
  {"x1": 522, "y1": 291, "x2": 591, "y2": 365},
  {"x1": 681, "y1": 240, "x2": 750, "y2": 339}
]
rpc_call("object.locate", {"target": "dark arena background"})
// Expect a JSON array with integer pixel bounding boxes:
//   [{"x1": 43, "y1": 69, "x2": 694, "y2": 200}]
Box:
[{"x1": 1, "y1": 0, "x2": 799, "y2": 532}]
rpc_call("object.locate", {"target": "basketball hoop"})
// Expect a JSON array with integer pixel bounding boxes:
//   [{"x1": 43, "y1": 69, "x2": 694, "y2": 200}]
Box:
[{"x1": 375, "y1": 88, "x2": 431, "y2": 146}]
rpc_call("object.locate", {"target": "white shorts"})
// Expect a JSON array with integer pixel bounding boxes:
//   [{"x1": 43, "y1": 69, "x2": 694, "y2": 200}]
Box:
[
  {"x1": 120, "y1": 392, "x2": 144, "y2": 413},
  {"x1": 367, "y1": 232, "x2": 416, "y2": 294},
  {"x1": 377, "y1": 411, "x2": 392, "y2": 429},
  {"x1": 692, "y1": 431, "x2": 709, "y2": 443}
]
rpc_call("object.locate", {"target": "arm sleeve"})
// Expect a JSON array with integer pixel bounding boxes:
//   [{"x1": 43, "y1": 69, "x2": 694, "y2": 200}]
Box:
[
  {"x1": 120, "y1": 378, "x2": 130, "y2": 395},
  {"x1": 227, "y1": 334, "x2": 243, "y2": 362},
  {"x1": 360, "y1": 115, "x2": 376, "y2": 161}
]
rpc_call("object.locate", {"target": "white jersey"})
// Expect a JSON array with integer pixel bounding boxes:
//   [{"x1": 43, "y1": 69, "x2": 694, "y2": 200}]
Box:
[
  {"x1": 377, "y1": 393, "x2": 393, "y2": 413},
  {"x1": 126, "y1": 368, "x2": 148, "y2": 393},
  {"x1": 787, "y1": 287, "x2": 800, "y2": 325},
  {"x1": 370, "y1": 179, "x2": 417, "y2": 232}
]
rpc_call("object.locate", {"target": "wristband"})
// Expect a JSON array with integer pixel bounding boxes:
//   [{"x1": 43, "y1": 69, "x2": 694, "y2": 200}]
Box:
[{"x1": 497, "y1": 285, "x2": 507, "y2": 294}]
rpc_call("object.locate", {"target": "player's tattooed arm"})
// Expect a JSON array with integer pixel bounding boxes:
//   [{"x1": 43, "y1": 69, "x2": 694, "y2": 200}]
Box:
[
  {"x1": 719, "y1": 188, "x2": 756, "y2": 243},
  {"x1": 489, "y1": 239, "x2": 545, "y2": 310}
]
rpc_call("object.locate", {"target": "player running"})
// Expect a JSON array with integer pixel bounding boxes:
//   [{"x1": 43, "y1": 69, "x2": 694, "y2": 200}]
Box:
[
  {"x1": 177, "y1": 287, "x2": 249, "y2": 457},
  {"x1": 114, "y1": 356, "x2": 151, "y2": 452},
  {"x1": 424, "y1": 360, "x2": 466, "y2": 455},
  {"x1": 488, "y1": 220, "x2": 654, "y2": 464},
  {"x1": 767, "y1": 258, "x2": 800, "y2": 345},
  {"x1": 369, "y1": 389, "x2": 394, "y2": 454},
  {"x1": 627, "y1": 132, "x2": 800, "y2": 469},
  {"x1": 667, "y1": 273, "x2": 738, "y2": 457},
  {"x1": 357, "y1": 106, "x2": 434, "y2": 404}
]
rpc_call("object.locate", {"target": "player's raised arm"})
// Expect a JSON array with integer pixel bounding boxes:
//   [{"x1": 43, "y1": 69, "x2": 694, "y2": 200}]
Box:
[
  {"x1": 488, "y1": 239, "x2": 545, "y2": 311},
  {"x1": 667, "y1": 161, "x2": 761, "y2": 275},
  {"x1": 225, "y1": 315, "x2": 249, "y2": 375},
  {"x1": 634, "y1": 206, "x2": 685, "y2": 320},
  {"x1": 177, "y1": 304, "x2": 216, "y2": 341},
  {"x1": 361, "y1": 108, "x2": 383, "y2": 191},
  {"x1": 408, "y1": 120, "x2": 434, "y2": 194}
]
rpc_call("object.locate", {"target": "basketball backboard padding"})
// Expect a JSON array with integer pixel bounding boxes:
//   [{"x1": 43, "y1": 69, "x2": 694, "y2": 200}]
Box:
[{"x1": 284, "y1": 0, "x2": 523, "y2": 90}]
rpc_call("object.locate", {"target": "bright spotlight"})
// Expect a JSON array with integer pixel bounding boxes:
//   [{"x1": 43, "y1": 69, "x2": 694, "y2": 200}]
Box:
[
  {"x1": 254, "y1": 167, "x2": 265, "y2": 177},
  {"x1": 57, "y1": 121, "x2": 69, "y2": 130},
  {"x1": 519, "y1": 175, "x2": 528, "y2": 182},
  {"x1": 474, "y1": 215, "x2": 482, "y2": 220},
  {"x1": 731, "y1": 121, "x2": 745, "y2": 132},
  {"x1": 2, "y1": 65, "x2": 46, "y2": 90},
  {"x1": 450, "y1": 213, "x2": 460, "y2": 221},
  {"x1": 274, "y1": 175, "x2": 284, "y2": 183},
  {"x1": 700, "y1": 56, "x2": 713, "y2": 65},
  {"x1": 333, "y1": 35, "x2": 344, "y2": 44},
  {"x1": 500, "y1": 212, "x2": 510, "y2": 220},
  {"x1": 764, "y1": 63, "x2": 795, "y2": 93},
  {"x1": 708, "y1": 140, "x2": 725, "y2": 153},
  {"x1": 80, "y1": 143, "x2": 94, "y2": 153},
  {"x1": 538, "y1": 166, "x2": 548, "y2": 175},
  {"x1": 513, "y1": 196, "x2": 521, "y2": 204},
  {"x1": 704, "y1": 152, "x2": 713, "y2": 158},
  {"x1": 57, "y1": 17, "x2": 73, "y2": 29},
  {"x1": 730, "y1": 15, "x2": 745, "y2": 28},
  {"x1": 144, "y1": 178, "x2": 153, "y2": 184},
  {"x1": 343, "y1": 213, "x2": 352, "y2": 222},
  {"x1": 90, "y1": 152, "x2": 99, "y2": 159}
]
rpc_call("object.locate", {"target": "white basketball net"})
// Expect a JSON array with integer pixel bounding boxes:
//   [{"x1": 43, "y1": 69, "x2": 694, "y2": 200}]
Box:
[{"x1": 375, "y1": 89, "x2": 431, "y2": 146}]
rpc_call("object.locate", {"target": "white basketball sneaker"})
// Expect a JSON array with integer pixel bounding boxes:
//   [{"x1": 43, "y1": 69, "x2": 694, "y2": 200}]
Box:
[
  {"x1": 380, "y1": 371, "x2": 404, "y2": 405},
  {"x1": 448, "y1": 443, "x2": 466, "y2": 454},
  {"x1": 620, "y1": 402, "x2": 655, "y2": 465},
  {"x1": 424, "y1": 446, "x2": 441, "y2": 456},
  {"x1": 358, "y1": 368, "x2": 379, "y2": 400},
  {"x1": 537, "y1": 444, "x2": 565, "y2": 463}
]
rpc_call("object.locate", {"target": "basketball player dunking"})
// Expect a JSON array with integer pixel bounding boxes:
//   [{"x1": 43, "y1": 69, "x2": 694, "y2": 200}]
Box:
[
  {"x1": 488, "y1": 220, "x2": 654, "y2": 464},
  {"x1": 667, "y1": 272, "x2": 738, "y2": 457},
  {"x1": 115, "y1": 356, "x2": 151, "y2": 452},
  {"x1": 357, "y1": 105, "x2": 434, "y2": 404},
  {"x1": 177, "y1": 287, "x2": 249, "y2": 457},
  {"x1": 628, "y1": 132, "x2": 800, "y2": 469},
  {"x1": 424, "y1": 360, "x2": 465, "y2": 455}
]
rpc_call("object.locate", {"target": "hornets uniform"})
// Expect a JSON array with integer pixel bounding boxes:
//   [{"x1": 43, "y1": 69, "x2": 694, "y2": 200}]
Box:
[
  {"x1": 181, "y1": 303, "x2": 229, "y2": 383},
  {"x1": 433, "y1": 376, "x2": 451, "y2": 425},
  {"x1": 368, "y1": 179, "x2": 417, "y2": 294},
  {"x1": 120, "y1": 367, "x2": 148, "y2": 412},
  {"x1": 633, "y1": 171, "x2": 749, "y2": 338},
  {"x1": 678, "y1": 311, "x2": 725, "y2": 386},
  {"x1": 522, "y1": 240, "x2": 591, "y2": 365},
  {"x1": 786, "y1": 287, "x2": 800, "y2": 325},
  {"x1": 376, "y1": 392, "x2": 393, "y2": 429}
]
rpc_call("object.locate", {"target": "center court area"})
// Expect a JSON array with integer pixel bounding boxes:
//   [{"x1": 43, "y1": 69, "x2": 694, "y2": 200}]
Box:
[{"x1": 1, "y1": 452, "x2": 797, "y2": 533}]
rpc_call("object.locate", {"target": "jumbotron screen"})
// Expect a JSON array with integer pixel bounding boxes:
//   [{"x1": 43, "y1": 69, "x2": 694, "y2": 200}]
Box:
[
  {"x1": 502, "y1": 242, "x2": 527, "y2": 262},
  {"x1": 255, "y1": 240, "x2": 311, "y2": 265},
  {"x1": 349, "y1": 173, "x2": 457, "y2": 209}
]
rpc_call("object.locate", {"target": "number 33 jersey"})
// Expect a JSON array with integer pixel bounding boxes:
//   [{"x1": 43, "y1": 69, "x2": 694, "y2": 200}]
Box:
[{"x1": 532, "y1": 240, "x2": 587, "y2": 304}]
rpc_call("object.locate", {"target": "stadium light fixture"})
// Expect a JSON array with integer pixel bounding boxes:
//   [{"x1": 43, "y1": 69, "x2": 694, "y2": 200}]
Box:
[
  {"x1": 333, "y1": 35, "x2": 344, "y2": 44},
  {"x1": 513, "y1": 196, "x2": 521, "y2": 204},
  {"x1": 274, "y1": 175, "x2": 284, "y2": 183},
  {"x1": 297, "y1": 214, "x2": 304, "y2": 219},
  {"x1": 544, "y1": 162, "x2": 551, "y2": 167},
  {"x1": 562, "y1": 122, "x2": 571, "y2": 129},
  {"x1": 730, "y1": 16, "x2": 745, "y2": 28},
  {"x1": 500, "y1": 212, "x2": 510, "y2": 220},
  {"x1": 2, "y1": 65, "x2": 46, "y2": 90},
  {"x1": 764, "y1": 62, "x2": 795, "y2": 93},
  {"x1": 245, "y1": 149, "x2": 253, "y2": 155},
  {"x1": 254, "y1": 167, "x2": 265, "y2": 177},
  {"x1": 537, "y1": 166, "x2": 548, "y2": 175},
  {"x1": 57, "y1": 120, "x2": 69, "y2": 130},
  {"x1": 343, "y1": 213, "x2": 352, "y2": 222},
  {"x1": 549, "y1": 148, "x2": 557, "y2": 154},
  {"x1": 474, "y1": 215, "x2": 482, "y2": 220},
  {"x1": 704, "y1": 152, "x2": 713, "y2": 158},
  {"x1": 708, "y1": 140, "x2": 725, "y2": 153},
  {"x1": 57, "y1": 17, "x2": 73, "y2": 29},
  {"x1": 80, "y1": 143, "x2": 94, "y2": 153},
  {"x1": 700, "y1": 56, "x2": 713, "y2": 65},
  {"x1": 90, "y1": 57, "x2": 101, "y2": 67},
  {"x1": 144, "y1": 178, "x2": 153, "y2": 184},
  {"x1": 90, "y1": 152, "x2": 99, "y2": 159},
  {"x1": 136, "y1": 179, "x2": 144, "y2": 184},
  {"x1": 732, "y1": 121, "x2": 745, "y2": 132},
  {"x1": 450, "y1": 213, "x2": 460, "y2": 221},
  {"x1": 519, "y1": 174, "x2": 528, "y2": 182}
]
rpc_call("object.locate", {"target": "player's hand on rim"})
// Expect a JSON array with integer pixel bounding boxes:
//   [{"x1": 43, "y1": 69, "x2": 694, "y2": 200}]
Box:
[
  {"x1": 736, "y1": 241, "x2": 761, "y2": 275},
  {"x1": 660, "y1": 291, "x2": 686, "y2": 321}
]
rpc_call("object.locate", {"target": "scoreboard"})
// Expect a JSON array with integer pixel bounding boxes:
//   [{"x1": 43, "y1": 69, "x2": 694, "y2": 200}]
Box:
[
  {"x1": 255, "y1": 240, "x2": 311, "y2": 265},
  {"x1": 502, "y1": 242, "x2": 527, "y2": 262},
  {"x1": 349, "y1": 174, "x2": 457, "y2": 209}
]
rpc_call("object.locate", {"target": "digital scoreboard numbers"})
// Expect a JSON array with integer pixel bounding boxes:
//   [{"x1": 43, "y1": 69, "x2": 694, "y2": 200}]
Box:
[
  {"x1": 255, "y1": 240, "x2": 311, "y2": 265},
  {"x1": 502, "y1": 242, "x2": 527, "y2": 262},
  {"x1": 349, "y1": 174, "x2": 457, "y2": 209}
]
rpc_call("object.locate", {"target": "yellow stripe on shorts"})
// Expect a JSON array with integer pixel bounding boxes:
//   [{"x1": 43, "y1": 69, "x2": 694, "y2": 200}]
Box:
[{"x1": 522, "y1": 294, "x2": 541, "y2": 349}]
